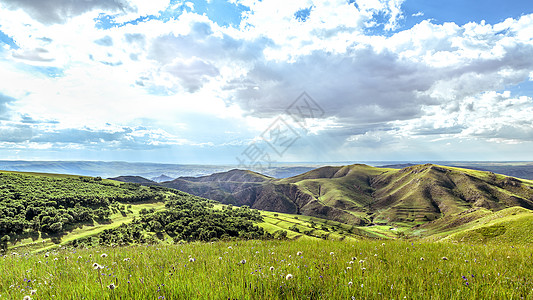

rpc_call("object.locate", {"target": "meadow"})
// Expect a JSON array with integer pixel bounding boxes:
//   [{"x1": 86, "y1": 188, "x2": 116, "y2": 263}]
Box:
[{"x1": 2, "y1": 239, "x2": 532, "y2": 299}]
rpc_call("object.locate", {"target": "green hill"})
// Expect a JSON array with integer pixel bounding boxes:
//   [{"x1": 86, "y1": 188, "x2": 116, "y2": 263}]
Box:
[
  {"x1": 0, "y1": 170, "x2": 268, "y2": 252},
  {"x1": 426, "y1": 207, "x2": 533, "y2": 245},
  {"x1": 157, "y1": 164, "x2": 533, "y2": 229}
]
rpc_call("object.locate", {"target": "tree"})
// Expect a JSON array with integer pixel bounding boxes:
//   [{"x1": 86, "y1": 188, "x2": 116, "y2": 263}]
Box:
[
  {"x1": 49, "y1": 222, "x2": 63, "y2": 233},
  {"x1": 1, "y1": 235, "x2": 10, "y2": 252}
]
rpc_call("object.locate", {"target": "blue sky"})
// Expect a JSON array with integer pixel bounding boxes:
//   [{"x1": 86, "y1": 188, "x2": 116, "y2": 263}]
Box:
[{"x1": 0, "y1": 0, "x2": 533, "y2": 165}]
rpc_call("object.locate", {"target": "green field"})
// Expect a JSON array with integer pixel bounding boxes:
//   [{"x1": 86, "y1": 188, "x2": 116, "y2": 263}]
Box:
[{"x1": 2, "y1": 239, "x2": 533, "y2": 299}]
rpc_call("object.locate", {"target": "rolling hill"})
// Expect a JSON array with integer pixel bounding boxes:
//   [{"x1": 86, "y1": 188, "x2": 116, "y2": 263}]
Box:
[
  {"x1": 3, "y1": 164, "x2": 533, "y2": 251},
  {"x1": 145, "y1": 164, "x2": 533, "y2": 233}
]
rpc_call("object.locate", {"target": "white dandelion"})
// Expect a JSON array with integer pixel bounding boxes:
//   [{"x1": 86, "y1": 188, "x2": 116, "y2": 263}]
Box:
[
  {"x1": 269, "y1": 266, "x2": 274, "y2": 271},
  {"x1": 296, "y1": 251, "x2": 303, "y2": 256},
  {"x1": 101, "y1": 253, "x2": 108, "y2": 258},
  {"x1": 285, "y1": 274, "x2": 293, "y2": 280}
]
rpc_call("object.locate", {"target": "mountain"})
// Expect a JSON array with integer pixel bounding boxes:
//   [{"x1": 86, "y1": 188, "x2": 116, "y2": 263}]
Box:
[
  {"x1": 151, "y1": 174, "x2": 174, "y2": 182},
  {"x1": 109, "y1": 175, "x2": 157, "y2": 185},
  {"x1": 0, "y1": 160, "x2": 321, "y2": 179},
  {"x1": 148, "y1": 164, "x2": 533, "y2": 228}
]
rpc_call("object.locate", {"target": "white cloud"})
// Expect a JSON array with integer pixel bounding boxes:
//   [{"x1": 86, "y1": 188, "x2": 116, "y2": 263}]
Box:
[{"x1": 0, "y1": 0, "x2": 533, "y2": 162}]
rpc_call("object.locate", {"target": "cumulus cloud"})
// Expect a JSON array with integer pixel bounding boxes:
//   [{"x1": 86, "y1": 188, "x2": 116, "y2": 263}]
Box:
[
  {"x1": 0, "y1": 0, "x2": 128, "y2": 24},
  {"x1": 163, "y1": 58, "x2": 220, "y2": 92},
  {"x1": 1, "y1": 0, "x2": 533, "y2": 161},
  {"x1": 0, "y1": 123, "x2": 33, "y2": 142},
  {"x1": 0, "y1": 93, "x2": 16, "y2": 120},
  {"x1": 12, "y1": 48, "x2": 55, "y2": 62}
]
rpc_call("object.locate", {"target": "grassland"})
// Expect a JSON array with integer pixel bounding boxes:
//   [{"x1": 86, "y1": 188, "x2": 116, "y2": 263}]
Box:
[{"x1": 2, "y1": 239, "x2": 533, "y2": 299}]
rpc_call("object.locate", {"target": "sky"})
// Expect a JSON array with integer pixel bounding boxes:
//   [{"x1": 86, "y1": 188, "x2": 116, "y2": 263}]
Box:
[{"x1": 0, "y1": 0, "x2": 533, "y2": 166}]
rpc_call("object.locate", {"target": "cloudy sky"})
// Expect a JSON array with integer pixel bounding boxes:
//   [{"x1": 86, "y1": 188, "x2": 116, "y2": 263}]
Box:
[{"x1": 0, "y1": 0, "x2": 532, "y2": 165}]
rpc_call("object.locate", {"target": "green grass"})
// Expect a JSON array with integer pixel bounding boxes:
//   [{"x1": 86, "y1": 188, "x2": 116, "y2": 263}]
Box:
[
  {"x1": 441, "y1": 207, "x2": 533, "y2": 245},
  {"x1": 2, "y1": 239, "x2": 533, "y2": 299}
]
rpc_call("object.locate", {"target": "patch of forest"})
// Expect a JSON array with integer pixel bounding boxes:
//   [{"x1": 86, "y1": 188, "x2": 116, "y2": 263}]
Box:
[{"x1": 0, "y1": 172, "x2": 266, "y2": 250}]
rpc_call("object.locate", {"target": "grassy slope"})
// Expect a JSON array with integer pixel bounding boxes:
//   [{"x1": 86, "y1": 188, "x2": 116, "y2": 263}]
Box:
[
  {"x1": 371, "y1": 164, "x2": 533, "y2": 224},
  {"x1": 161, "y1": 163, "x2": 533, "y2": 232},
  {"x1": 280, "y1": 165, "x2": 393, "y2": 214},
  {"x1": 437, "y1": 207, "x2": 533, "y2": 245}
]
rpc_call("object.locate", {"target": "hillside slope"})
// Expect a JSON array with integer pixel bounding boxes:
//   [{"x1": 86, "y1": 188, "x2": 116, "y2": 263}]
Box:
[{"x1": 154, "y1": 164, "x2": 533, "y2": 230}]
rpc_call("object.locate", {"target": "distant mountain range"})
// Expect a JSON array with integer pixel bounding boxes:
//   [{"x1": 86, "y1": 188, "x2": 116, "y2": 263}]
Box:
[
  {"x1": 111, "y1": 164, "x2": 533, "y2": 227},
  {"x1": 2, "y1": 160, "x2": 533, "y2": 180},
  {"x1": 0, "y1": 160, "x2": 318, "y2": 179}
]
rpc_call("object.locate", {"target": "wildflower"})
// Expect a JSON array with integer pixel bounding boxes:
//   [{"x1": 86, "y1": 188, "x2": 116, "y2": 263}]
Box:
[
  {"x1": 297, "y1": 251, "x2": 303, "y2": 256},
  {"x1": 420, "y1": 257, "x2": 424, "y2": 261},
  {"x1": 93, "y1": 263, "x2": 99, "y2": 269},
  {"x1": 77, "y1": 256, "x2": 82, "y2": 259},
  {"x1": 123, "y1": 258, "x2": 130, "y2": 262},
  {"x1": 329, "y1": 252, "x2": 334, "y2": 256},
  {"x1": 441, "y1": 257, "x2": 448, "y2": 261},
  {"x1": 218, "y1": 257, "x2": 222, "y2": 260},
  {"x1": 358, "y1": 260, "x2": 364, "y2": 264},
  {"x1": 108, "y1": 283, "x2": 116, "y2": 290},
  {"x1": 347, "y1": 267, "x2": 352, "y2": 270},
  {"x1": 240, "y1": 259, "x2": 246, "y2": 264},
  {"x1": 30, "y1": 290, "x2": 37, "y2": 295},
  {"x1": 101, "y1": 253, "x2": 108, "y2": 258},
  {"x1": 228, "y1": 246, "x2": 232, "y2": 249},
  {"x1": 189, "y1": 258, "x2": 196, "y2": 262},
  {"x1": 351, "y1": 257, "x2": 357, "y2": 261},
  {"x1": 348, "y1": 281, "x2": 353, "y2": 286},
  {"x1": 286, "y1": 274, "x2": 293, "y2": 280},
  {"x1": 23, "y1": 296, "x2": 31, "y2": 300},
  {"x1": 270, "y1": 266, "x2": 274, "y2": 271},
  {"x1": 349, "y1": 260, "x2": 354, "y2": 264}
]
